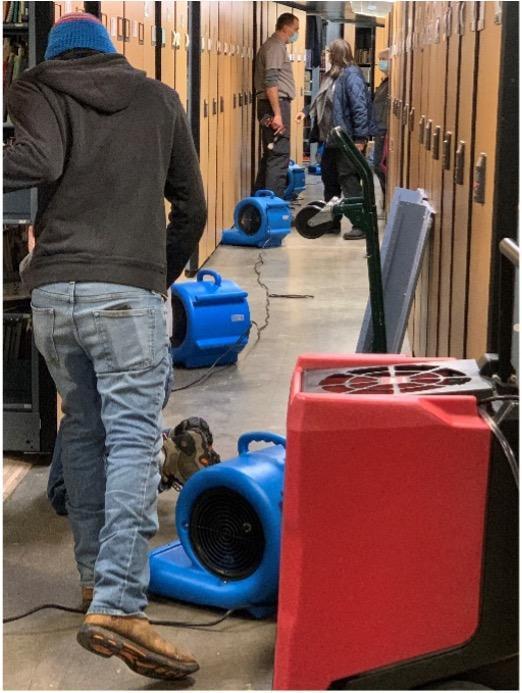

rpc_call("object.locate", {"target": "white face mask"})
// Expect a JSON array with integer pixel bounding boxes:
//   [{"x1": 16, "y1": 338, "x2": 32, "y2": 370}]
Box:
[{"x1": 288, "y1": 31, "x2": 299, "y2": 44}]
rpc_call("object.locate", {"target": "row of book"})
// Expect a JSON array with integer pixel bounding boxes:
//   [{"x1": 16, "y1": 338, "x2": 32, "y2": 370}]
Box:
[
  {"x1": 4, "y1": 1, "x2": 29, "y2": 24},
  {"x1": 3, "y1": 37, "x2": 28, "y2": 121},
  {"x1": 355, "y1": 48, "x2": 373, "y2": 64}
]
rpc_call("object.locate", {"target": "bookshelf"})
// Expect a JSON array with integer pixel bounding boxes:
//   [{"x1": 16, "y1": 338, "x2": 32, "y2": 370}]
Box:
[{"x1": 3, "y1": 1, "x2": 57, "y2": 454}]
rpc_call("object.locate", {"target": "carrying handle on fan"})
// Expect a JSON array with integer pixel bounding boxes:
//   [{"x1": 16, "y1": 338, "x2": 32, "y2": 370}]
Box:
[
  {"x1": 255, "y1": 190, "x2": 275, "y2": 198},
  {"x1": 238, "y1": 431, "x2": 286, "y2": 454},
  {"x1": 196, "y1": 269, "x2": 222, "y2": 286}
]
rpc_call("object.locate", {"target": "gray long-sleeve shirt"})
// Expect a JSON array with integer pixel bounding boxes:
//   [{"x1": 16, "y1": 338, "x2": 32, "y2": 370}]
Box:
[{"x1": 254, "y1": 34, "x2": 295, "y2": 100}]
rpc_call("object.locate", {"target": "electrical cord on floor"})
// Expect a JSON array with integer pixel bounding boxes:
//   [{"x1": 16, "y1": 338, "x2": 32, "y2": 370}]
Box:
[
  {"x1": 4, "y1": 604, "x2": 236, "y2": 629},
  {"x1": 171, "y1": 326, "x2": 251, "y2": 392},
  {"x1": 268, "y1": 293, "x2": 314, "y2": 299},
  {"x1": 4, "y1": 603, "x2": 85, "y2": 624},
  {"x1": 148, "y1": 608, "x2": 235, "y2": 628}
]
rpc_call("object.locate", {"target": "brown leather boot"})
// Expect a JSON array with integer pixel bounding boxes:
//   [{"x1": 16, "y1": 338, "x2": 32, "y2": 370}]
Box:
[
  {"x1": 81, "y1": 587, "x2": 93, "y2": 613},
  {"x1": 77, "y1": 614, "x2": 199, "y2": 680}
]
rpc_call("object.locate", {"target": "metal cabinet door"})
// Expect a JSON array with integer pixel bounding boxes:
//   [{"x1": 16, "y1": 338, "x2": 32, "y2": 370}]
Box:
[
  {"x1": 426, "y1": 1, "x2": 449, "y2": 356},
  {"x1": 437, "y1": 2, "x2": 461, "y2": 355},
  {"x1": 465, "y1": 1, "x2": 502, "y2": 358},
  {"x1": 449, "y1": 1, "x2": 479, "y2": 357}
]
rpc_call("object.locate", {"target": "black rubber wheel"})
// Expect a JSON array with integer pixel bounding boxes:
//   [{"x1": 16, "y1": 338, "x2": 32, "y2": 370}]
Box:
[{"x1": 295, "y1": 202, "x2": 332, "y2": 239}]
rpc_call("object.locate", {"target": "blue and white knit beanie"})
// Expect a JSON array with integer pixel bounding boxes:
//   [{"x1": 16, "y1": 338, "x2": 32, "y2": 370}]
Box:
[{"x1": 45, "y1": 11, "x2": 116, "y2": 60}]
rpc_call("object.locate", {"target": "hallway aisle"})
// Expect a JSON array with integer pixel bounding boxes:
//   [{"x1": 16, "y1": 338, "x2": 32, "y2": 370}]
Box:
[{"x1": 4, "y1": 175, "x2": 379, "y2": 691}]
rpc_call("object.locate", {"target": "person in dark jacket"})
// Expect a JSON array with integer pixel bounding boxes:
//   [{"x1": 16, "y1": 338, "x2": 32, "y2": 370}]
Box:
[
  {"x1": 3, "y1": 12, "x2": 206, "y2": 681},
  {"x1": 370, "y1": 48, "x2": 390, "y2": 197},
  {"x1": 325, "y1": 39, "x2": 371, "y2": 240}
]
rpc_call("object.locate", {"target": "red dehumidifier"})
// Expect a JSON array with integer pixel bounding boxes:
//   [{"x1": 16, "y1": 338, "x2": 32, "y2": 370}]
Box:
[{"x1": 274, "y1": 353, "x2": 518, "y2": 690}]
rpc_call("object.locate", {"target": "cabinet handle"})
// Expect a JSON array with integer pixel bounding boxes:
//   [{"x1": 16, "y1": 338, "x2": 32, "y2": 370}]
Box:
[
  {"x1": 220, "y1": 96, "x2": 224, "y2": 113},
  {"x1": 203, "y1": 100, "x2": 208, "y2": 118},
  {"x1": 442, "y1": 131, "x2": 452, "y2": 170},
  {"x1": 233, "y1": 94, "x2": 236, "y2": 109},
  {"x1": 443, "y1": 8, "x2": 451, "y2": 38},
  {"x1": 138, "y1": 22, "x2": 144, "y2": 45},
  {"x1": 470, "y1": 1, "x2": 478, "y2": 31},
  {"x1": 124, "y1": 18, "x2": 130, "y2": 42},
  {"x1": 408, "y1": 107, "x2": 415, "y2": 132},
  {"x1": 418, "y1": 115, "x2": 426, "y2": 143},
  {"x1": 477, "y1": 1, "x2": 486, "y2": 31},
  {"x1": 117, "y1": 16, "x2": 124, "y2": 41},
  {"x1": 151, "y1": 25, "x2": 157, "y2": 47},
  {"x1": 238, "y1": 93, "x2": 243, "y2": 107},
  {"x1": 473, "y1": 153, "x2": 487, "y2": 203},
  {"x1": 494, "y1": 1, "x2": 502, "y2": 24},
  {"x1": 212, "y1": 98, "x2": 217, "y2": 116},
  {"x1": 455, "y1": 140, "x2": 465, "y2": 184},
  {"x1": 425, "y1": 120, "x2": 432, "y2": 150},
  {"x1": 458, "y1": 2, "x2": 466, "y2": 35},
  {"x1": 432, "y1": 126, "x2": 441, "y2": 160},
  {"x1": 402, "y1": 102, "x2": 409, "y2": 126},
  {"x1": 244, "y1": 91, "x2": 248, "y2": 106}
]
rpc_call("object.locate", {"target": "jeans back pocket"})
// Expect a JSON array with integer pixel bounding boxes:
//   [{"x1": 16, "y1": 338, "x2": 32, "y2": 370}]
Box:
[{"x1": 94, "y1": 308, "x2": 156, "y2": 373}]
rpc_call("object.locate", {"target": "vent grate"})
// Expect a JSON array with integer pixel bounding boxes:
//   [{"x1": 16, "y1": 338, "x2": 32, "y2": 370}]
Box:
[{"x1": 303, "y1": 361, "x2": 494, "y2": 399}]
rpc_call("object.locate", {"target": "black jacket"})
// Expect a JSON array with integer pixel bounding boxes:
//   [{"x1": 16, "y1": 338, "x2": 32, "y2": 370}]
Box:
[
  {"x1": 3, "y1": 53, "x2": 206, "y2": 294},
  {"x1": 370, "y1": 77, "x2": 389, "y2": 136}
]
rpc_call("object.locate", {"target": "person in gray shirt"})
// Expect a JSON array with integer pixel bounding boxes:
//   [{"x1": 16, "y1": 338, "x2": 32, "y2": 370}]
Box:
[{"x1": 253, "y1": 13, "x2": 305, "y2": 198}]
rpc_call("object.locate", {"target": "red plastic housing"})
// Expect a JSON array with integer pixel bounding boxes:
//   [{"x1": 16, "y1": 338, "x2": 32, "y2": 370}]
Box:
[{"x1": 274, "y1": 354, "x2": 491, "y2": 691}]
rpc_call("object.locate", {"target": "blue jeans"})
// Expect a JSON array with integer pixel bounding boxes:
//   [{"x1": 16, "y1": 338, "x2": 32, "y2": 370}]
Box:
[
  {"x1": 47, "y1": 364, "x2": 174, "y2": 517},
  {"x1": 31, "y1": 282, "x2": 170, "y2": 617}
]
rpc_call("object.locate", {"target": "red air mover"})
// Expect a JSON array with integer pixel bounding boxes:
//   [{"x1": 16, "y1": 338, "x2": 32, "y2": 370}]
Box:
[{"x1": 274, "y1": 353, "x2": 518, "y2": 690}]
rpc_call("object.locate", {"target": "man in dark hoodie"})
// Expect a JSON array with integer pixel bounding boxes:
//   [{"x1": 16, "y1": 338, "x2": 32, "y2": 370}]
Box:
[{"x1": 3, "y1": 12, "x2": 206, "y2": 681}]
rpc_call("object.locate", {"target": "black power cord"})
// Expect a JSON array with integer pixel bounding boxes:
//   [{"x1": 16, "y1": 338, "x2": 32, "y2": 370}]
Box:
[{"x1": 4, "y1": 603, "x2": 236, "y2": 629}]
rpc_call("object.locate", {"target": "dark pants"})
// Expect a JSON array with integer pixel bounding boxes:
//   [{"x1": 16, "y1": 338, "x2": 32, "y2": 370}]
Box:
[
  {"x1": 254, "y1": 98, "x2": 291, "y2": 199},
  {"x1": 321, "y1": 145, "x2": 362, "y2": 202},
  {"x1": 373, "y1": 134, "x2": 386, "y2": 194}
]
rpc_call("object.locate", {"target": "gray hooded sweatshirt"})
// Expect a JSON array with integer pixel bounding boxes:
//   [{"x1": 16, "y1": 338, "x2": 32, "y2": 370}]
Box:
[{"x1": 3, "y1": 53, "x2": 206, "y2": 293}]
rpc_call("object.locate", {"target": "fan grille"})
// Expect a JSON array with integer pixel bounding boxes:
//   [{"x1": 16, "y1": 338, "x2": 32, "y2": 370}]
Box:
[
  {"x1": 302, "y1": 362, "x2": 493, "y2": 398},
  {"x1": 189, "y1": 487, "x2": 265, "y2": 580},
  {"x1": 238, "y1": 204, "x2": 262, "y2": 236}
]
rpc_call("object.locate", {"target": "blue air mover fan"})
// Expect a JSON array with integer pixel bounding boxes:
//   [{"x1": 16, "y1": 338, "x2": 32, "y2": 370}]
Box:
[
  {"x1": 221, "y1": 190, "x2": 291, "y2": 248},
  {"x1": 170, "y1": 270, "x2": 250, "y2": 368},
  {"x1": 284, "y1": 160, "x2": 306, "y2": 200},
  {"x1": 149, "y1": 431, "x2": 286, "y2": 618}
]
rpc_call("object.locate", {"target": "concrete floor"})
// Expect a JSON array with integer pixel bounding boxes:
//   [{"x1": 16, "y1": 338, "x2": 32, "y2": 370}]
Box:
[{"x1": 4, "y1": 175, "x2": 386, "y2": 691}]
